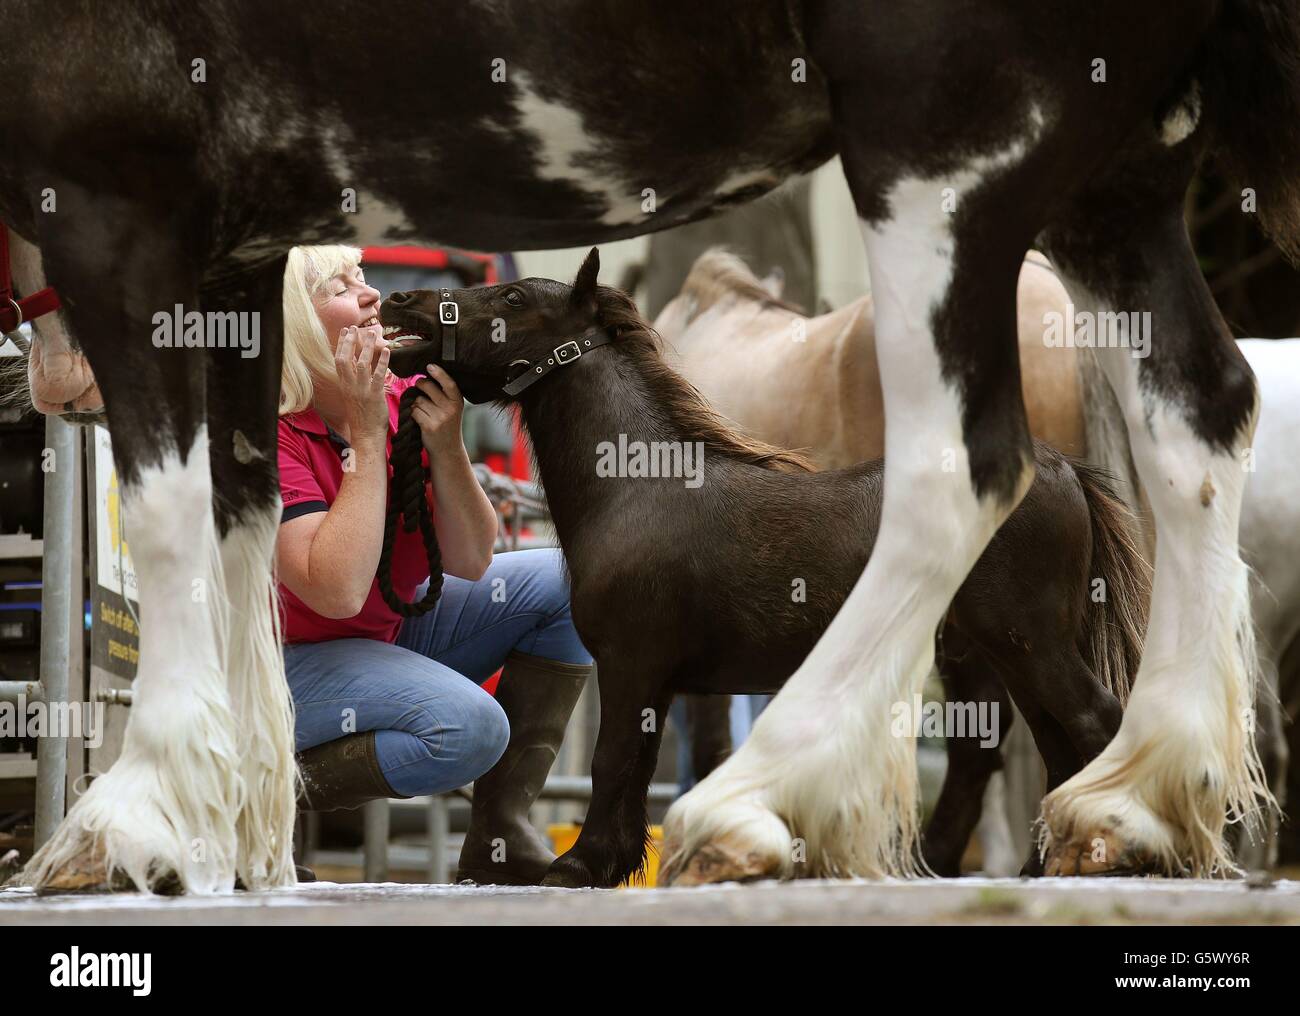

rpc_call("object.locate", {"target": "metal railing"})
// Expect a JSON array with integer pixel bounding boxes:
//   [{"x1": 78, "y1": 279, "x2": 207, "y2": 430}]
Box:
[
  {"x1": 0, "y1": 412, "x2": 80, "y2": 849},
  {"x1": 473, "y1": 463, "x2": 550, "y2": 552}
]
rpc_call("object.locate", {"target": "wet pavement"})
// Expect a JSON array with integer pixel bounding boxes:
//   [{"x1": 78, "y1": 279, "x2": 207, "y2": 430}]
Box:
[{"x1": 2, "y1": 876, "x2": 1298, "y2": 925}]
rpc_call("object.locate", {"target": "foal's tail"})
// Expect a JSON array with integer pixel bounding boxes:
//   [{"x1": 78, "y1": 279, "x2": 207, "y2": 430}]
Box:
[
  {"x1": 1073, "y1": 460, "x2": 1152, "y2": 705},
  {"x1": 1200, "y1": 0, "x2": 1300, "y2": 263}
]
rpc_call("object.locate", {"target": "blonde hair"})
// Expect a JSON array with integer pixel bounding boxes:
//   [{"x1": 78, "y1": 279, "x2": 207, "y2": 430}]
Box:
[{"x1": 280, "y1": 244, "x2": 389, "y2": 415}]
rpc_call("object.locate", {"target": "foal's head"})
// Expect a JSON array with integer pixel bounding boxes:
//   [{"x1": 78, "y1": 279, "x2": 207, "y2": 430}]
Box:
[
  {"x1": 381, "y1": 247, "x2": 816, "y2": 471},
  {"x1": 379, "y1": 247, "x2": 624, "y2": 402}
]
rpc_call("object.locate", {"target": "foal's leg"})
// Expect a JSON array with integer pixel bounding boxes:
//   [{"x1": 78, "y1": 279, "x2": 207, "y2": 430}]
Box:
[
  {"x1": 21, "y1": 183, "x2": 241, "y2": 893},
  {"x1": 988, "y1": 645, "x2": 1126, "y2": 874},
  {"x1": 923, "y1": 647, "x2": 1014, "y2": 877},
  {"x1": 201, "y1": 255, "x2": 298, "y2": 889},
  {"x1": 937, "y1": 637, "x2": 1097, "y2": 876},
  {"x1": 662, "y1": 117, "x2": 1050, "y2": 883},
  {"x1": 543, "y1": 659, "x2": 671, "y2": 888},
  {"x1": 1040, "y1": 151, "x2": 1270, "y2": 876},
  {"x1": 1005, "y1": 647, "x2": 1123, "y2": 770},
  {"x1": 685, "y1": 694, "x2": 733, "y2": 781}
]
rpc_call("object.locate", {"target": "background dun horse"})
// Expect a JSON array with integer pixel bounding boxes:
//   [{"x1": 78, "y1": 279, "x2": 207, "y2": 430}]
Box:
[
  {"x1": 377, "y1": 253, "x2": 1148, "y2": 885},
  {"x1": 2, "y1": 0, "x2": 1298, "y2": 891},
  {"x1": 656, "y1": 250, "x2": 1087, "y2": 469}
]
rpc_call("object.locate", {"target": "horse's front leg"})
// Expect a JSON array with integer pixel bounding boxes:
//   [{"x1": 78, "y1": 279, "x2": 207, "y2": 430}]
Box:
[
  {"x1": 20, "y1": 181, "x2": 242, "y2": 893},
  {"x1": 202, "y1": 255, "x2": 298, "y2": 890},
  {"x1": 661, "y1": 119, "x2": 1049, "y2": 884},
  {"x1": 542, "y1": 661, "x2": 670, "y2": 888}
]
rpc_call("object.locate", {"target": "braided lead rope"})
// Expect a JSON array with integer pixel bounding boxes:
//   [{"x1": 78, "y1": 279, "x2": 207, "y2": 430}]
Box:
[{"x1": 377, "y1": 387, "x2": 445, "y2": 617}]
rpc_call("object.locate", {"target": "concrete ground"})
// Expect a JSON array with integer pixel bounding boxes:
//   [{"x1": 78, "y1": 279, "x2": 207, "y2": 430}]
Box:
[{"x1": 2, "y1": 876, "x2": 1298, "y2": 925}]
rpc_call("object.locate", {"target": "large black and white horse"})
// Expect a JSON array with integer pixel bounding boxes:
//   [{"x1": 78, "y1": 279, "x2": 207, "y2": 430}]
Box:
[{"x1": 3, "y1": 1, "x2": 1296, "y2": 891}]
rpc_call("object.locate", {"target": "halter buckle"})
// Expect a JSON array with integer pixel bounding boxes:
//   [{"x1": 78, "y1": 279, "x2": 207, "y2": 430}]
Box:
[
  {"x1": 554, "y1": 340, "x2": 581, "y2": 364},
  {"x1": 439, "y1": 301, "x2": 459, "y2": 325}
]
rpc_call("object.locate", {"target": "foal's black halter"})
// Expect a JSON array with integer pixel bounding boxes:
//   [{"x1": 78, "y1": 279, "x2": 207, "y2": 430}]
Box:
[
  {"x1": 438, "y1": 288, "x2": 458, "y2": 364},
  {"x1": 501, "y1": 327, "x2": 614, "y2": 397},
  {"x1": 376, "y1": 296, "x2": 614, "y2": 617}
]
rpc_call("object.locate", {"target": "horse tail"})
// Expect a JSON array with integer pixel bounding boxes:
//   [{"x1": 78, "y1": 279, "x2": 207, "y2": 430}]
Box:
[
  {"x1": 1073, "y1": 459, "x2": 1152, "y2": 706},
  {"x1": 1073, "y1": 346, "x2": 1153, "y2": 563},
  {"x1": 1200, "y1": 0, "x2": 1300, "y2": 262}
]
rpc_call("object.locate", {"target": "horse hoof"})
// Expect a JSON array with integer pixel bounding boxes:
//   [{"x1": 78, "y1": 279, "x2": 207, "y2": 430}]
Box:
[
  {"x1": 661, "y1": 834, "x2": 782, "y2": 887},
  {"x1": 33, "y1": 845, "x2": 134, "y2": 895},
  {"x1": 540, "y1": 854, "x2": 599, "y2": 888},
  {"x1": 1042, "y1": 828, "x2": 1158, "y2": 877},
  {"x1": 1019, "y1": 854, "x2": 1045, "y2": 878},
  {"x1": 457, "y1": 867, "x2": 545, "y2": 887},
  {"x1": 920, "y1": 844, "x2": 961, "y2": 879}
]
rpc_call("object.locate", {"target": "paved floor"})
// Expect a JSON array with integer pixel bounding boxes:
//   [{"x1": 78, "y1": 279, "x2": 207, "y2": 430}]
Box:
[{"x1": 2, "y1": 876, "x2": 1298, "y2": 925}]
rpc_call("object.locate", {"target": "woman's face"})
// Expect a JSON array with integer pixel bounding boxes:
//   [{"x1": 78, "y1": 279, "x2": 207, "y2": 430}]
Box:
[{"x1": 315, "y1": 264, "x2": 384, "y2": 352}]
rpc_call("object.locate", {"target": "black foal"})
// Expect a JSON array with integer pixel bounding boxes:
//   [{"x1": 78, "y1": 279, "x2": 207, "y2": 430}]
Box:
[{"x1": 379, "y1": 249, "x2": 1150, "y2": 888}]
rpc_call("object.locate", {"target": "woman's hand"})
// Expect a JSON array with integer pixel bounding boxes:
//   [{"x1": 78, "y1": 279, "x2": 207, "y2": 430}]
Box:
[
  {"x1": 335, "y1": 324, "x2": 391, "y2": 448},
  {"x1": 411, "y1": 364, "x2": 466, "y2": 458}
]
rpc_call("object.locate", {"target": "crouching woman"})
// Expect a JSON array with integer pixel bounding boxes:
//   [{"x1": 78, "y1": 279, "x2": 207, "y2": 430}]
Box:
[{"x1": 275, "y1": 245, "x2": 592, "y2": 884}]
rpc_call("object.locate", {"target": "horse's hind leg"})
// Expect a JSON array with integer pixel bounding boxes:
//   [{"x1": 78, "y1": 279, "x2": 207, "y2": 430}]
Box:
[
  {"x1": 923, "y1": 643, "x2": 1014, "y2": 877},
  {"x1": 1040, "y1": 146, "x2": 1270, "y2": 877},
  {"x1": 685, "y1": 694, "x2": 733, "y2": 781},
  {"x1": 20, "y1": 182, "x2": 241, "y2": 893},
  {"x1": 985, "y1": 645, "x2": 1126, "y2": 875},
  {"x1": 202, "y1": 255, "x2": 297, "y2": 889}
]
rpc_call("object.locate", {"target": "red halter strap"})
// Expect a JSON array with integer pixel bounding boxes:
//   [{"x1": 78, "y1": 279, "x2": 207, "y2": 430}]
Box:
[{"x1": 0, "y1": 223, "x2": 62, "y2": 332}]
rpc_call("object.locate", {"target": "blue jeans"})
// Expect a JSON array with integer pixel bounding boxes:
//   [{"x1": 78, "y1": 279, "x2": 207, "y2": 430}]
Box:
[{"x1": 283, "y1": 547, "x2": 592, "y2": 797}]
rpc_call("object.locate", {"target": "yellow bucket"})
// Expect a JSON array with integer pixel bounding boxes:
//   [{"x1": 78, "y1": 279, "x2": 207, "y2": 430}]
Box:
[{"x1": 548, "y1": 824, "x2": 661, "y2": 887}]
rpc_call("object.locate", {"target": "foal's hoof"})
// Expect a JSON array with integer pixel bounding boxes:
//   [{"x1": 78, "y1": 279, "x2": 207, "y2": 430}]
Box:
[
  {"x1": 661, "y1": 834, "x2": 782, "y2": 887},
  {"x1": 540, "y1": 853, "x2": 600, "y2": 889},
  {"x1": 1019, "y1": 847, "x2": 1046, "y2": 878},
  {"x1": 1042, "y1": 828, "x2": 1161, "y2": 877}
]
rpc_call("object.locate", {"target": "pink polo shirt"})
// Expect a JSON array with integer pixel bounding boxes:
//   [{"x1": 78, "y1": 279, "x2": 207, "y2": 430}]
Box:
[{"x1": 276, "y1": 375, "x2": 436, "y2": 644}]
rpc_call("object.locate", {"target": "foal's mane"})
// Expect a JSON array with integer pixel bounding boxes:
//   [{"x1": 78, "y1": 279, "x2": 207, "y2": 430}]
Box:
[
  {"x1": 595, "y1": 285, "x2": 815, "y2": 473},
  {"x1": 677, "y1": 247, "x2": 804, "y2": 325}
]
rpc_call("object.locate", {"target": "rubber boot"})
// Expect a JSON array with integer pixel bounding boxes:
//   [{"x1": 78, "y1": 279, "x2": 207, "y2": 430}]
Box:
[
  {"x1": 296, "y1": 730, "x2": 407, "y2": 812},
  {"x1": 456, "y1": 651, "x2": 590, "y2": 885},
  {"x1": 230, "y1": 735, "x2": 397, "y2": 890}
]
